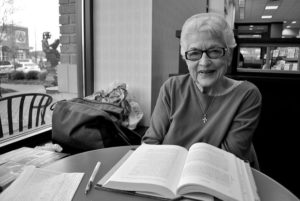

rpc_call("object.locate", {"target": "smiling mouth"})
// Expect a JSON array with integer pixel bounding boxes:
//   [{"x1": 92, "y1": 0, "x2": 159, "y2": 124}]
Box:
[{"x1": 198, "y1": 70, "x2": 215, "y2": 74}]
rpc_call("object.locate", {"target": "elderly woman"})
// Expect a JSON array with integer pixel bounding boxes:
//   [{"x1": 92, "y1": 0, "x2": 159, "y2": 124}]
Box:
[{"x1": 142, "y1": 13, "x2": 262, "y2": 169}]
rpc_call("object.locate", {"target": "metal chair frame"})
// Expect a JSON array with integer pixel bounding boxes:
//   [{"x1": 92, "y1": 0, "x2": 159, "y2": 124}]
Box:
[{"x1": 0, "y1": 93, "x2": 53, "y2": 137}]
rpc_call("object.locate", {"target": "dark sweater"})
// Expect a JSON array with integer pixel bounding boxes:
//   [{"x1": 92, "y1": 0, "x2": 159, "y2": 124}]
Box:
[{"x1": 142, "y1": 74, "x2": 262, "y2": 169}]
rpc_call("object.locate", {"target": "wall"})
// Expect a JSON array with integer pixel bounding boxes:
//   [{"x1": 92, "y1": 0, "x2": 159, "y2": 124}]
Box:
[
  {"x1": 93, "y1": 0, "x2": 153, "y2": 125},
  {"x1": 270, "y1": 23, "x2": 283, "y2": 38},
  {"x1": 151, "y1": 0, "x2": 206, "y2": 112},
  {"x1": 93, "y1": 0, "x2": 205, "y2": 126},
  {"x1": 58, "y1": 0, "x2": 78, "y2": 94}
]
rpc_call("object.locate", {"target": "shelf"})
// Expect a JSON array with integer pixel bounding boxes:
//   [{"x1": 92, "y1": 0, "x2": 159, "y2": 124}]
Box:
[
  {"x1": 237, "y1": 68, "x2": 300, "y2": 74},
  {"x1": 284, "y1": 58, "x2": 298, "y2": 62},
  {"x1": 235, "y1": 38, "x2": 300, "y2": 77}
]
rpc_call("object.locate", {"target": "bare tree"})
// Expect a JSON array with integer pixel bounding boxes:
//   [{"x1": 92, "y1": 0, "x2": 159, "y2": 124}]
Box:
[{"x1": 0, "y1": 0, "x2": 14, "y2": 45}]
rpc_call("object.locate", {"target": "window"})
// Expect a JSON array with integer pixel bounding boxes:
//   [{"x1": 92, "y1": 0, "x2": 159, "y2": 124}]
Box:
[{"x1": 0, "y1": 0, "x2": 87, "y2": 142}]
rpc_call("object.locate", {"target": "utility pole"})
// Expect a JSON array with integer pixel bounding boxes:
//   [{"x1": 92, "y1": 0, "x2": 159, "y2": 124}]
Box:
[{"x1": 35, "y1": 28, "x2": 37, "y2": 63}]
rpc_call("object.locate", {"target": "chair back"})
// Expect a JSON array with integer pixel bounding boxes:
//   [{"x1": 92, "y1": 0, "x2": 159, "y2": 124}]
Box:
[{"x1": 0, "y1": 93, "x2": 53, "y2": 137}]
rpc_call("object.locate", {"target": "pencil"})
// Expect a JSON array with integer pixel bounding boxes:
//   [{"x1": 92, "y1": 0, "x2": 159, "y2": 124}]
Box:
[{"x1": 85, "y1": 161, "x2": 101, "y2": 194}]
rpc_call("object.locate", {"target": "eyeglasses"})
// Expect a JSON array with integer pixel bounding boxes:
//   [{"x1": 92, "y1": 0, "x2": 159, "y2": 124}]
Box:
[{"x1": 185, "y1": 47, "x2": 227, "y2": 61}]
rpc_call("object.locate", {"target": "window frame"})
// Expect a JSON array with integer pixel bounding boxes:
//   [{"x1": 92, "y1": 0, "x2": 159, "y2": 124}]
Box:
[{"x1": 77, "y1": 0, "x2": 94, "y2": 97}]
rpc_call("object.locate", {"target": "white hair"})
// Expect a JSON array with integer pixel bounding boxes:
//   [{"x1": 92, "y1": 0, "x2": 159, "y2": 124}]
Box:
[{"x1": 180, "y1": 12, "x2": 236, "y2": 57}]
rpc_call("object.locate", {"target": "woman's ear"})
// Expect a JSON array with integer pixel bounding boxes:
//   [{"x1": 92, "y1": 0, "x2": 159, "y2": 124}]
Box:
[{"x1": 226, "y1": 48, "x2": 233, "y2": 66}]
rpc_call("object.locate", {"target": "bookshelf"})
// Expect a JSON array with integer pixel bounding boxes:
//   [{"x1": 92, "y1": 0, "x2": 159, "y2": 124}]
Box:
[{"x1": 236, "y1": 38, "x2": 300, "y2": 75}]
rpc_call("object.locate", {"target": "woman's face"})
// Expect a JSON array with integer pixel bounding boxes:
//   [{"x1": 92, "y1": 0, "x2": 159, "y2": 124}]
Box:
[{"x1": 184, "y1": 32, "x2": 230, "y2": 92}]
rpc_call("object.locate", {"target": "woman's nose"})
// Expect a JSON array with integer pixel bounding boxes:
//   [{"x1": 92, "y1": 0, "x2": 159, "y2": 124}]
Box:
[{"x1": 198, "y1": 52, "x2": 211, "y2": 66}]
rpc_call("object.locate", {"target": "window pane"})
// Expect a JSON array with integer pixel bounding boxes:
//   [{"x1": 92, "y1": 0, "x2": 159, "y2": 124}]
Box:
[{"x1": 0, "y1": 0, "x2": 79, "y2": 138}]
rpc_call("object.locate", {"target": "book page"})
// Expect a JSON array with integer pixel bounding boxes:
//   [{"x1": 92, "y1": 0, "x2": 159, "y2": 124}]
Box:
[
  {"x1": 103, "y1": 144, "x2": 187, "y2": 198},
  {"x1": 0, "y1": 166, "x2": 84, "y2": 201},
  {"x1": 97, "y1": 150, "x2": 134, "y2": 186},
  {"x1": 0, "y1": 161, "x2": 25, "y2": 191},
  {"x1": 0, "y1": 147, "x2": 69, "y2": 191},
  {"x1": 0, "y1": 147, "x2": 68, "y2": 167},
  {"x1": 236, "y1": 159, "x2": 260, "y2": 201},
  {"x1": 177, "y1": 143, "x2": 243, "y2": 201}
]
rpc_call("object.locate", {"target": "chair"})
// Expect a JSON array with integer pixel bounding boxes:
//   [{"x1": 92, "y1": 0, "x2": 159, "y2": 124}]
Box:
[{"x1": 0, "y1": 93, "x2": 53, "y2": 138}]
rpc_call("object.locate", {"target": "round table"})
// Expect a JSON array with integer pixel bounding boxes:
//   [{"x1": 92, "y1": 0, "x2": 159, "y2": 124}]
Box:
[{"x1": 46, "y1": 146, "x2": 300, "y2": 201}]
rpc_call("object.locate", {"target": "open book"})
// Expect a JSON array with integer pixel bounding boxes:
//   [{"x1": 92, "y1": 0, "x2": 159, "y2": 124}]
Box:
[
  {"x1": 97, "y1": 143, "x2": 260, "y2": 201},
  {"x1": 0, "y1": 165, "x2": 84, "y2": 201}
]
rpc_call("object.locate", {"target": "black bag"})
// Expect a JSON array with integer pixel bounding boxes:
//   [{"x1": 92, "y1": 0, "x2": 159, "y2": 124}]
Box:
[{"x1": 51, "y1": 98, "x2": 141, "y2": 153}]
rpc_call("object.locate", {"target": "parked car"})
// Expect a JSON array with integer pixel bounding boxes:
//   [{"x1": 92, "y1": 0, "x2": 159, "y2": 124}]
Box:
[
  {"x1": 16, "y1": 61, "x2": 41, "y2": 73},
  {"x1": 0, "y1": 61, "x2": 14, "y2": 74}
]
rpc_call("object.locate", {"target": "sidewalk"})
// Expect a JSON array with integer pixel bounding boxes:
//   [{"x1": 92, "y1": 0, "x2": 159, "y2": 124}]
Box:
[
  {"x1": 0, "y1": 83, "x2": 77, "y2": 137},
  {"x1": 0, "y1": 83, "x2": 77, "y2": 101}
]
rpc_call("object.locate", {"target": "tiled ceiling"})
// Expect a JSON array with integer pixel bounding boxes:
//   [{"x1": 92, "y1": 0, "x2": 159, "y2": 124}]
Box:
[{"x1": 234, "y1": 0, "x2": 300, "y2": 29}]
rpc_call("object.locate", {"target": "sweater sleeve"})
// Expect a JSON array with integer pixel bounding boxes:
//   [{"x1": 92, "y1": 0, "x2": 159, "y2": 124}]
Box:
[
  {"x1": 142, "y1": 81, "x2": 171, "y2": 144},
  {"x1": 221, "y1": 85, "x2": 262, "y2": 163}
]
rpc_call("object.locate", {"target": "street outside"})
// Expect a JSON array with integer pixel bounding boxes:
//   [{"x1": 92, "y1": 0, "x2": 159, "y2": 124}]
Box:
[{"x1": 0, "y1": 83, "x2": 77, "y2": 137}]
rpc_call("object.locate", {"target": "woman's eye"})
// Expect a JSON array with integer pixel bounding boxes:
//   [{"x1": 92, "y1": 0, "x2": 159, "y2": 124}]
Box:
[
  {"x1": 208, "y1": 49, "x2": 222, "y2": 57},
  {"x1": 189, "y1": 51, "x2": 201, "y2": 56}
]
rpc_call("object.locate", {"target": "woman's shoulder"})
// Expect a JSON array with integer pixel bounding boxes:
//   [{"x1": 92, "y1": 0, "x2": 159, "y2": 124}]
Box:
[
  {"x1": 161, "y1": 74, "x2": 193, "y2": 93},
  {"x1": 230, "y1": 79, "x2": 261, "y2": 99},
  {"x1": 164, "y1": 74, "x2": 191, "y2": 87},
  {"x1": 239, "y1": 80, "x2": 260, "y2": 92}
]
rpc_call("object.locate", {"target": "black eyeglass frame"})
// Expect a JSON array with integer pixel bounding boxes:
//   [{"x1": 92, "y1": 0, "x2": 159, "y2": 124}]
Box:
[{"x1": 185, "y1": 47, "x2": 228, "y2": 61}]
